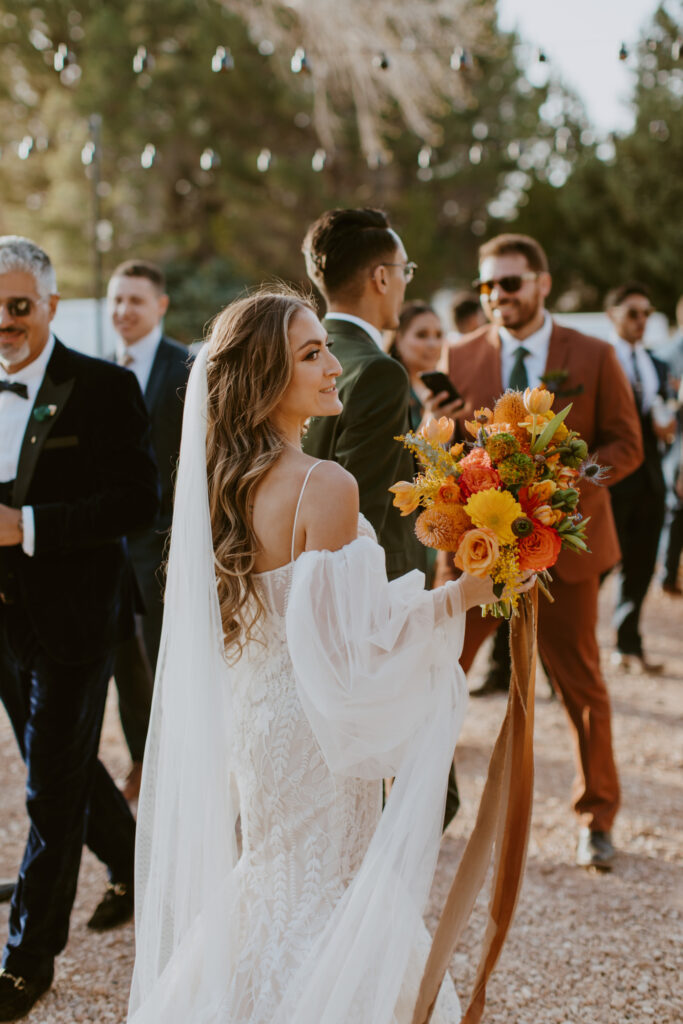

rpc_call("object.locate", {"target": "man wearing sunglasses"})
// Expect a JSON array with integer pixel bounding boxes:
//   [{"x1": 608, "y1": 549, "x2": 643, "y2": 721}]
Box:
[
  {"x1": 0, "y1": 237, "x2": 159, "y2": 1018},
  {"x1": 433, "y1": 233, "x2": 643, "y2": 870},
  {"x1": 605, "y1": 283, "x2": 672, "y2": 673}
]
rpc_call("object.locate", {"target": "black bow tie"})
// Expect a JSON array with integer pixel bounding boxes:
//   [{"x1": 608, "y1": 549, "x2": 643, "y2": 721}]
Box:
[{"x1": 0, "y1": 380, "x2": 29, "y2": 399}]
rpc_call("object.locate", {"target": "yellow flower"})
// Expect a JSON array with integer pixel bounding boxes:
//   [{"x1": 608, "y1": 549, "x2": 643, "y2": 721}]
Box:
[
  {"x1": 388, "y1": 480, "x2": 420, "y2": 516},
  {"x1": 464, "y1": 488, "x2": 522, "y2": 545},
  {"x1": 523, "y1": 386, "x2": 554, "y2": 415},
  {"x1": 420, "y1": 416, "x2": 454, "y2": 445}
]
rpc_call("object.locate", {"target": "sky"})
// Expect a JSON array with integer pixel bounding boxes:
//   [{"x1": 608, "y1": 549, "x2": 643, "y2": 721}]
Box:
[{"x1": 497, "y1": 0, "x2": 664, "y2": 135}]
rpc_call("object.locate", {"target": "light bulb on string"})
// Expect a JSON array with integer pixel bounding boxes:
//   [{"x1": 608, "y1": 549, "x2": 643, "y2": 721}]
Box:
[
  {"x1": 257, "y1": 148, "x2": 271, "y2": 172},
  {"x1": 133, "y1": 46, "x2": 152, "y2": 73},
  {"x1": 311, "y1": 148, "x2": 326, "y2": 172},
  {"x1": 17, "y1": 136, "x2": 34, "y2": 160},
  {"x1": 54, "y1": 43, "x2": 72, "y2": 72},
  {"x1": 212, "y1": 46, "x2": 234, "y2": 72},
  {"x1": 141, "y1": 143, "x2": 156, "y2": 168},
  {"x1": 258, "y1": 39, "x2": 275, "y2": 56},
  {"x1": 373, "y1": 52, "x2": 390, "y2": 71},
  {"x1": 537, "y1": 48, "x2": 548, "y2": 63},
  {"x1": 81, "y1": 140, "x2": 96, "y2": 166},
  {"x1": 417, "y1": 145, "x2": 432, "y2": 169},
  {"x1": 672, "y1": 38, "x2": 682, "y2": 61},
  {"x1": 291, "y1": 47, "x2": 310, "y2": 74},
  {"x1": 618, "y1": 42, "x2": 629, "y2": 61},
  {"x1": 200, "y1": 148, "x2": 219, "y2": 170},
  {"x1": 450, "y1": 47, "x2": 470, "y2": 71}
]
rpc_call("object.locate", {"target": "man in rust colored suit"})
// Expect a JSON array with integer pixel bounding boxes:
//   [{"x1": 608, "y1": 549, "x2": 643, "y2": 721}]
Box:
[{"x1": 433, "y1": 234, "x2": 643, "y2": 869}]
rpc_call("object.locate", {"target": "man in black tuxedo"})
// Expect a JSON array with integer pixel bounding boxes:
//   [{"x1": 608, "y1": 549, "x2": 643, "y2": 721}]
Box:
[
  {"x1": 605, "y1": 282, "x2": 672, "y2": 673},
  {"x1": 0, "y1": 237, "x2": 159, "y2": 1019},
  {"x1": 107, "y1": 260, "x2": 191, "y2": 799}
]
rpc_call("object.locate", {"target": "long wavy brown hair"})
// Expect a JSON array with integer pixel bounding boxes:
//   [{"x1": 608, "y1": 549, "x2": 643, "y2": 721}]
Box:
[{"x1": 205, "y1": 286, "x2": 317, "y2": 660}]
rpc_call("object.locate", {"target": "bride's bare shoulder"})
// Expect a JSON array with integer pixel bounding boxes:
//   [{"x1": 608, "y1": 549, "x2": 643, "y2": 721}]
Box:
[{"x1": 303, "y1": 460, "x2": 359, "y2": 551}]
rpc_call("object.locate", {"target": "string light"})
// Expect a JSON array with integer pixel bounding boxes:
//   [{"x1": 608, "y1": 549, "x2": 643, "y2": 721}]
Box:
[
  {"x1": 200, "y1": 147, "x2": 219, "y2": 170},
  {"x1": 373, "y1": 52, "x2": 390, "y2": 70},
  {"x1": 417, "y1": 145, "x2": 432, "y2": 168},
  {"x1": 17, "y1": 136, "x2": 34, "y2": 160},
  {"x1": 290, "y1": 47, "x2": 310, "y2": 73},
  {"x1": 618, "y1": 42, "x2": 629, "y2": 61},
  {"x1": 54, "y1": 43, "x2": 72, "y2": 71},
  {"x1": 257, "y1": 148, "x2": 271, "y2": 171},
  {"x1": 311, "y1": 148, "x2": 327, "y2": 171},
  {"x1": 133, "y1": 46, "x2": 151, "y2": 73},
  {"x1": 672, "y1": 38, "x2": 682, "y2": 61},
  {"x1": 140, "y1": 143, "x2": 156, "y2": 168},
  {"x1": 537, "y1": 49, "x2": 548, "y2": 63},
  {"x1": 81, "y1": 140, "x2": 96, "y2": 165},
  {"x1": 449, "y1": 47, "x2": 470, "y2": 71},
  {"x1": 211, "y1": 46, "x2": 234, "y2": 72}
]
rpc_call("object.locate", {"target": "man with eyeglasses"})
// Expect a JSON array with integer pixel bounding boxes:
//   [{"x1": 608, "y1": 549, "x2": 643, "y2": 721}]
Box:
[
  {"x1": 605, "y1": 282, "x2": 672, "y2": 672},
  {"x1": 433, "y1": 233, "x2": 643, "y2": 870},
  {"x1": 302, "y1": 207, "x2": 424, "y2": 581},
  {"x1": 0, "y1": 236, "x2": 159, "y2": 1018}
]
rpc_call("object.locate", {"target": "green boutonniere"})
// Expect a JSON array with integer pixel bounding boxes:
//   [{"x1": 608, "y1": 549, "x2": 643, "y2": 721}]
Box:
[
  {"x1": 33, "y1": 404, "x2": 58, "y2": 422},
  {"x1": 540, "y1": 371, "x2": 584, "y2": 398}
]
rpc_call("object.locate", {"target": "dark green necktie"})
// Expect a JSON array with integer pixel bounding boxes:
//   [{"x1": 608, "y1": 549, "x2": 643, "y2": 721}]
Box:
[{"x1": 508, "y1": 346, "x2": 530, "y2": 391}]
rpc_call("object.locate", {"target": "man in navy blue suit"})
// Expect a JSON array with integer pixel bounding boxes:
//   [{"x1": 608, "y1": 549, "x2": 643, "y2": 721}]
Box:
[
  {"x1": 605, "y1": 282, "x2": 673, "y2": 673},
  {"x1": 0, "y1": 237, "x2": 159, "y2": 1019},
  {"x1": 107, "y1": 260, "x2": 191, "y2": 799}
]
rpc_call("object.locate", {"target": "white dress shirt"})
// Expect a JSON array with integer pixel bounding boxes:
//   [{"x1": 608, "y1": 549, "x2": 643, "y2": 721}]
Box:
[
  {"x1": 116, "y1": 324, "x2": 162, "y2": 394},
  {"x1": 612, "y1": 336, "x2": 659, "y2": 414},
  {"x1": 499, "y1": 311, "x2": 553, "y2": 390},
  {"x1": 0, "y1": 334, "x2": 56, "y2": 556},
  {"x1": 324, "y1": 312, "x2": 384, "y2": 349}
]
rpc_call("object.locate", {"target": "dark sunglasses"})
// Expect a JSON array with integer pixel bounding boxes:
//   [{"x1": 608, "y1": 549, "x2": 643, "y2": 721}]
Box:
[
  {"x1": 624, "y1": 307, "x2": 653, "y2": 320},
  {"x1": 473, "y1": 273, "x2": 538, "y2": 296},
  {"x1": 1, "y1": 297, "x2": 35, "y2": 317}
]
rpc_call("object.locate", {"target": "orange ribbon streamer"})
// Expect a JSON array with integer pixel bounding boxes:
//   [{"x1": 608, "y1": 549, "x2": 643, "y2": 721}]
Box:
[{"x1": 412, "y1": 586, "x2": 538, "y2": 1024}]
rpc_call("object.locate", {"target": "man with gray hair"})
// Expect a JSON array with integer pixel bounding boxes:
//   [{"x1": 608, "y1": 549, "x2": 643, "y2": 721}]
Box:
[{"x1": 0, "y1": 237, "x2": 159, "y2": 1018}]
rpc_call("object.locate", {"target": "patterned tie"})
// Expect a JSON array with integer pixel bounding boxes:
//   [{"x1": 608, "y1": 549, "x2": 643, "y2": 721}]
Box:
[
  {"x1": 630, "y1": 348, "x2": 643, "y2": 410},
  {"x1": 508, "y1": 346, "x2": 530, "y2": 391},
  {"x1": 0, "y1": 380, "x2": 29, "y2": 399},
  {"x1": 120, "y1": 351, "x2": 135, "y2": 368}
]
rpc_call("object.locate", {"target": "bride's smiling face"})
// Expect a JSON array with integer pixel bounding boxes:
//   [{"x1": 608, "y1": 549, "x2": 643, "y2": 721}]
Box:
[{"x1": 273, "y1": 307, "x2": 343, "y2": 425}]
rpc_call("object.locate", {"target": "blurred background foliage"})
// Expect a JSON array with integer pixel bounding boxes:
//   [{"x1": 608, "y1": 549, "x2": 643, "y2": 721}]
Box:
[{"x1": 0, "y1": 0, "x2": 681, "y2": 341}]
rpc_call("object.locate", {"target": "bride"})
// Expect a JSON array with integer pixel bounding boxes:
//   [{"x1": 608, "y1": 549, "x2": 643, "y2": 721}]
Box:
[{"x1": 127, "y1": 287, "x2": 532, "y2": 1024}]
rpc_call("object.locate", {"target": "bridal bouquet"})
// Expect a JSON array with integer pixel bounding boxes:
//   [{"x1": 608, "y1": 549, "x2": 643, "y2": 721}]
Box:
[{"x1": 390, "y1": 387, "x2": 598, "y2": 616}]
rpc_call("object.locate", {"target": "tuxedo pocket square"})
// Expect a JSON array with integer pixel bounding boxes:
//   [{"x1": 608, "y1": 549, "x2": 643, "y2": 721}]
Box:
[{"x1": 44, "y1": 435, "x2": 79, "y2": 450}]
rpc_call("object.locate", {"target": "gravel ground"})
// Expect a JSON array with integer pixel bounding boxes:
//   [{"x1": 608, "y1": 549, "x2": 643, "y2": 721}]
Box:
[{"x1": 1, "y1": 574, "x2": 681, "y2": 1023}]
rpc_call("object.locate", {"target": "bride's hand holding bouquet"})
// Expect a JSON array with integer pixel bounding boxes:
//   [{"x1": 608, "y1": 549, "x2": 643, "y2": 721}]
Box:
[{"x1": 390, "y1": 386, "x2": 596, "y2": 616}]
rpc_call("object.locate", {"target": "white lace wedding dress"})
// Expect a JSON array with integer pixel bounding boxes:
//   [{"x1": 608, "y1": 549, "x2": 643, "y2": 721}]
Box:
[{"x1": 128, "y1": 356, "x2": 470, "y2": 1024}]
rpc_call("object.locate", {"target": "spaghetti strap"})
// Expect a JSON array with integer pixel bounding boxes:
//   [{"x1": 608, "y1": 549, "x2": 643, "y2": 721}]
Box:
[{"x1": 291, "y1": 461, "x2": 323, "y2": 562}]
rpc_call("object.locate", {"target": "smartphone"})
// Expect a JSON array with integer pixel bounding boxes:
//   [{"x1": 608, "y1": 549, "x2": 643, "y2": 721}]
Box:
[{"x1": 419, "y1": 371, "x2": 462, "y2": 405}]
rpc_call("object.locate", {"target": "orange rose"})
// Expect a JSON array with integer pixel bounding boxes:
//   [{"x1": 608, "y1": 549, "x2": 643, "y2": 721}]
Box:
[
  {"x1": 533, "y1": 503, "x2": 563, "y2": 526},
  {"x1": 517, "y1": 522, "x2": 562, "y2": 571},
  {"x1": 528, "y1": 480, "x2": 557, "y2": 502},
  {"x1": 459, "y1": 451, "x2": 501, "y2": 496},
  {"x1": 438, "y1": 480, "x2": 462, "y2": 503},
  {"x1": 454, "y1": 527, "x2": 500, "y2": 578}
]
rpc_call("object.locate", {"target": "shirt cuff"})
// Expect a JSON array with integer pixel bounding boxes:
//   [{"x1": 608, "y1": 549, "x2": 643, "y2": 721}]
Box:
[{"x1": 21, "y1": 506, "x2": 35, "y2": 557}]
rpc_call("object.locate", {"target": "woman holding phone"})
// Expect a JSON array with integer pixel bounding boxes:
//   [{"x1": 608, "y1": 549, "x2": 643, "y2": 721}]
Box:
[{"x1": 387, "y1": 301, "x2": 454, "y2": 430}]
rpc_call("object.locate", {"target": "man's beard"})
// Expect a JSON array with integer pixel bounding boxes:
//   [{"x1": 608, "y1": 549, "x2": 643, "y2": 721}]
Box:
[
  {"x1": 491, "y1": 295, "x2": 540, "y2": 331},
  {"x1": 0, "y1": 339, "x2": 31, "y2": 368}
]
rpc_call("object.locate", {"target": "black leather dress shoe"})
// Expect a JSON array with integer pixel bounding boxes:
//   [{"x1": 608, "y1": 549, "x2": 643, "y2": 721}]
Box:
[
  {"x1": 0, "y1": 883, "x2": 14, "y2": 905},
  {"x1": 576, "y1": 828, "x2": 615, "y2": 870},
  {"x1": 0, "y1": 966, "x2": 53, "y2": 1020},
  {"x1": 87, "y1": 882, "x2": 134, "y2": 931}
]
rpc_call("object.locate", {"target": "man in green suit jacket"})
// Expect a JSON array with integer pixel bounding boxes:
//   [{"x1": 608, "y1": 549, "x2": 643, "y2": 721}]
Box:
[{"x1": 301, "y1": 208, "x2": 424, "y2": 580}]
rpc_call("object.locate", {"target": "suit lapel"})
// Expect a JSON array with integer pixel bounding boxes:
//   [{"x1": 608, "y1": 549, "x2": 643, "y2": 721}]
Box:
[
  {"x1": 544, "y1": 322, "x2": 571, "y2": 378},
  {"x1": 14, "y1": 351, "x2": 74, "y2": 507},
  {"x1": 143, "y1": 339, "x2": 169, "y2": 414}
]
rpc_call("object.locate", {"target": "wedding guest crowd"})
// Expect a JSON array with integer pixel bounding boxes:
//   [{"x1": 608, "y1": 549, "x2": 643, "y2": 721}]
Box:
[
  {"x1": 0, "y1": 236, "x2": 159, "y2": 1018},
  {"x1": 0, "y1": 209, "x2": 678, "y2": 1019}
]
